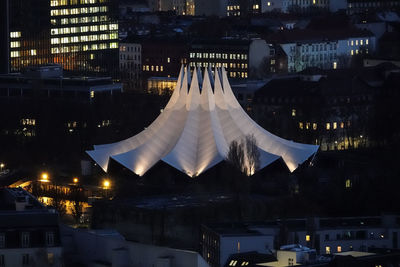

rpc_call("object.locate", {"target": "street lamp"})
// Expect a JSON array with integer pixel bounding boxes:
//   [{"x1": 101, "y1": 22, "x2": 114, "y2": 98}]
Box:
[
  {"x1": 40, "y1": 172, "x2": 50, "y2": 183},
  {"x1": 0, "y1": 163, "x2": 4, "y2": 171},
  {"x1": 73, "y1": 177, "x2": 79, "y2": 184},
  {"x1": 103, "y1": 179, "x2": 110, "y2": 198}
]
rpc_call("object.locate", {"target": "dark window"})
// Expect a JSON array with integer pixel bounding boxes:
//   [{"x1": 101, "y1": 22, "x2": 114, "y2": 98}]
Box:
[
  {"x1": 22, "y1": 254, "x2": 29, "y2": 265},
  {"x1": 0, "y1": 255, "x2": 4, "y2": 266},
  {"x1": 46, "y1": 232, "x2": 55, "y2": 247},
  {"x1": 21, "y1": 232, "x2": 30, "y2": 248},
  {"x1": 0, "y1": 234, "x2": 4, "y2": 248},
  {"x1": 325, "y1": 234, "x2": 329, "y2": 241}
]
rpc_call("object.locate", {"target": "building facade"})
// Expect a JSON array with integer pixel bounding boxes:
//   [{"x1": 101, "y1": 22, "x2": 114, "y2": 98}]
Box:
[
  {"x1": 8, "y1": 0, "x2": 119, "y2": 76},
  {"x1": 119, "y1": 42, "x2": 142, "y2": 91},
  {"x1": 268, "y1": 29, "x2": 376, "y2": 73},
  {"x1": 0, "y1": 188, "x2": 63, "y2": 267},
  {"x1": 189, "y1": 38, "x2": 271, "y2": 79}
]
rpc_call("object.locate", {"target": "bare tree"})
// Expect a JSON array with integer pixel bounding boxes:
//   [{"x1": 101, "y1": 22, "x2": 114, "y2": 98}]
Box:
[
  {"x1": 226, "y1": 139, "x2": 247, "y2": 175},
  {"x1": 226, "y1": 134, "x2": 261, "y2": 176},
  {"x1": 245, "y1": 134, "x2": 260, "y2": 175}
]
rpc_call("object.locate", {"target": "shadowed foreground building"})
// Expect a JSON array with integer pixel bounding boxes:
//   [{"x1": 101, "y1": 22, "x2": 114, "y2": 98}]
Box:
[{"x1": 0, "y1": 188, "x2": 62, "y2": 267}]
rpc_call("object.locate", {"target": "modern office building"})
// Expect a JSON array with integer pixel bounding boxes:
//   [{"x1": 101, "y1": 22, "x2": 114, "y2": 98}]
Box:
[
  {"x1": 7, "y1": 0, "x2": 119, "y2": 76},
  {"x1": 189, "y1": 38, "x2": 271, "y2": 79},
  {"x1": 0, "y1": 0, "x2": 9, "y2": 74},
  {"x1": 0, "y1": 187, "x2": 63, "y2": 267}
]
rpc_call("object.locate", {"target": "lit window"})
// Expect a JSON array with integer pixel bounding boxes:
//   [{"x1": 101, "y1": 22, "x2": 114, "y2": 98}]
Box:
[
  {"x1": 299, "y1": 122, "x2": 304, "y2": 130},
  {"x1": 167, "y1": 57, "x2": 170, "y2": 63},
  {"x1": 229, "y1": 260, "x2": 237, "y2": 266},
  {"x1": 360, "y1": 40, "x2": 363, "y2": 45},
  {"x1": 110, "y1": 42, "x2": 118, "y2": 49},
  {"x1": 30, "y1": 49, "x2": 37, "y2": 56},
  {"x1": 10, "y1": 31, "x2": 21, "y2": 38},
  {"x1": 356, "y1": 40, "x2": 358, "y2": 46},
  {"x1": 306, "y1": 235, "x2": 310, "y2": 241},
  {"x1": 291, "y1": 109, "x2": 296, "y2": 117},
  {"x1": 10, "y1": 41, "x2": 20, "y2": 48},
  {"x1": 366, "y1": 39, "x2": 369, "y2": 45},
  {"x1": 109, "y1": 23, "x2": 118, "y2": 30},
  {"x1": 90, "y1": 91, "x2": 95, "y2": 98},
  {"x1": 313, "y1": 123, "x2": 317, "y2": 130},
  {"x1": 351, "y1": 40, "x2": 354, "y2": 46},
  {"x1": 47, "y1": 253, "x2": 54, "y2": 265},
  {"x1": 345, "y1": 179, "x2": 351, "y2": 188},
  {"x1": 351, "y1": 50, "x2": 354, "y2": 56},
  {"x1": 333, "y1": 122, "x2": 337, "y2": 129},
  {"x1": 333, "y1": 62, "x2": 337, "y2": 69},
  {"x1": 337, "y1": 246, "x2": 342, "y2": 252},
  {"x1": 237, "y1": 241, "x2": 240, "y2": 252},
  {"x1": 326, "y1": 123, "x2": 330, "y2": 130},
  {"x1": 10, "y1": 51, "x2": 20, "y2": 58},
  {"x1": 267, "y1": 1, "x2": 271, "y2": 6},
  {"x1": 326, "y1": 246, "x2": 330, "y2": 254}
]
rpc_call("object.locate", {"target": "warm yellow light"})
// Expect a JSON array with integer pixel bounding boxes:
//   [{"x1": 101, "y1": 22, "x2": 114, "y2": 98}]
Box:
[
  {"x1": 73, "y1": 177, "x2": 79, "y2": 183},
  {"x1": 40, "y1": 172, "x2": 50, "y2": 182},
  {"x1": 0, "y1": 163, "x2": 4, "y2": 168},
  {"x1": 103, "y1": 180, "x2": 110, "y2": 188},
  {"x1": 306, "y1": 235, "x2": 310, "y2": 241}
]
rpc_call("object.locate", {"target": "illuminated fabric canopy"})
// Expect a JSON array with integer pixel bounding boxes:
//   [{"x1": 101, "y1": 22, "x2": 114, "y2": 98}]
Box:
[{"x1": 87, "y1": 66, "x2": 318, "y2": 177}]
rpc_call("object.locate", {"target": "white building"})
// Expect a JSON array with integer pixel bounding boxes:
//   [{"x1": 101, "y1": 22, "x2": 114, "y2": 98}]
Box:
[
  {"x1": 119, "y1": 42, "x2": 142, "y2": 90},
  {"x1": 273, "y1": 29, "x2": 376, "y2": 72},
  {"x1": 87, "y1": 66, "x2": 318, "y2": 177}
]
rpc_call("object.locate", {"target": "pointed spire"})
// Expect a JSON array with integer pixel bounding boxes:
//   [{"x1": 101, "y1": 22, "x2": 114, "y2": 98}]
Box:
[
  {"x1": 197, "y1": 66, "x2": 203, "y2": 91},
  {"x1": 208, "y1": 65, "x2": 214, "y2": 91},
  {"x1": 186, "y1": 65, "x2": 191, "y2": 91}
]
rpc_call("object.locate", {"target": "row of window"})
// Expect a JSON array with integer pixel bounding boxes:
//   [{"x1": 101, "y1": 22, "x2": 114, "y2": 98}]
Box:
[
  {"x1": 348, "y1": 39, "x2": 369, "y2": 46},
  {"x1": 299, "y1": 121, "x2": 350, "y2": 130},
  {"x1": 50, "y1": 42, "x2": 117, "y2": 54},
  {"x1": 226, "y1": 5, "x2": 240, "y2": 11},
  {"x1": 11, "y1": 50, "x2": 37, "y2": 58},
  {"x1": 120, "y1": 45, "x2": 141, "y2": 52},
  {"x1": 51, "y1": 15, "x2": 108, "y2": 25},
  {"x1": 10, "y1": 31, "x2": 21, "y2": 38},
  {"x1": 295, "y1": 53, "x2": 337, "y2": 62},
  {"x1": 229, "y1": 72, "x2": 248, "y2": 78},
  {"x1": 143, "y1": 65, "x2": 164, "y2": 72},
  {"x1": 51, "y1": 33, "x2": 117, "y2": 44},
  {"x1": 0, "y1": 253, "x2": 55, "y2": 266},
  {"x1": 298, "y1": 43, "x2": 337, "y2": 53},
  {"x1": 0, "y1": 232, "x2": 54, "y2": 248},
  {"x1": 350, "y1": 49, "x2": 368, "y2": 56},
  {"x1": 51, "y1": 0, "x2": 106, "y2": 6},
  {"x1": 51, "y1": 24, "x2": 116, "y2": 36},
  {"x1": 349, "y1": 1, "x2": 399, "y2": 8},
  {"x1": 189, "y1": 52, "x2": 247, "y2": 60},
  {"x1": 50, "y1": 6, "x2": 108, "y2": 16}
]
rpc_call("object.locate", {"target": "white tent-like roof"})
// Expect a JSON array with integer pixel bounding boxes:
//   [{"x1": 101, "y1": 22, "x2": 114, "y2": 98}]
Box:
[{"x1": 87, "y1": 66, "x2": 318, "y2": 177}]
